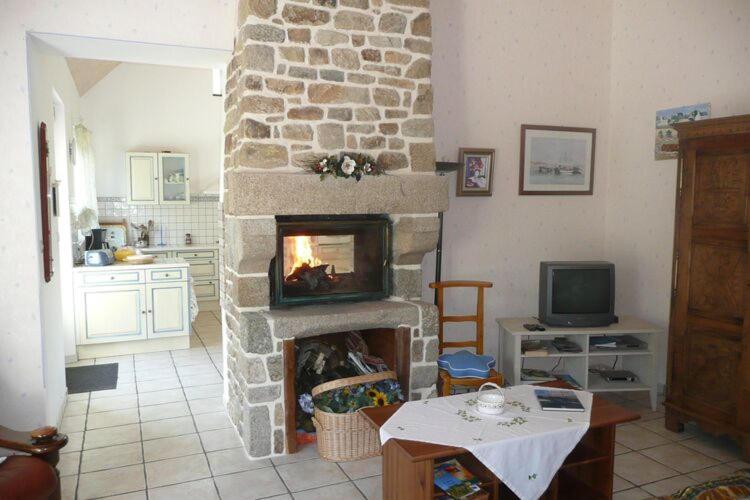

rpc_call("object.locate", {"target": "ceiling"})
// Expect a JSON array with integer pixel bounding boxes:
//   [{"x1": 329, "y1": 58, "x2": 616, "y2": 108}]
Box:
[{"x1": 65, "y1": 57, "x2": 121, "y2": 96}]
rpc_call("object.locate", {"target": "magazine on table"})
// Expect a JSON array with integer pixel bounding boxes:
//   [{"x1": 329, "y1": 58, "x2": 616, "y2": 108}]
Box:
[
  {"x1": 534, "y1": 389, "x2": 585, "y2": 412},
  {"x1": 434, "y1": 459, "x2": 482, "y2": 499}
]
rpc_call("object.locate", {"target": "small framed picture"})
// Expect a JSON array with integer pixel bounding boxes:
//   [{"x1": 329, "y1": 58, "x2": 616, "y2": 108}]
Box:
[
  {"x1": 519, "y1": 125, "x2": 596, "y2": 195},
  {"x1": 457, "y1": 148, "x2": 495, "y2": 197}
]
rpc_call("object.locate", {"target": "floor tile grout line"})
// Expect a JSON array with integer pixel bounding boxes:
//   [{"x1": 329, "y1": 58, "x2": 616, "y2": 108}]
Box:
[
  {"x1": 168, "y1": 348, "x2": 223, "y2": 499},
  {"x1": 133, "y1": 357, "x2": 150, "y2": 500},
  {"x1": 73, "y1": 391, "x2": 91, "y2": 500}
]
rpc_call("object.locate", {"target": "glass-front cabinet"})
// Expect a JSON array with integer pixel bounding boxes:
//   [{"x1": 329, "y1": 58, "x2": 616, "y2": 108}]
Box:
[
  {"x1": 126, "y1": 152, "x2": 190, "y2": 205},
  {"x1": 158, "y1": 153, "x2": 190, "y2": 205}
]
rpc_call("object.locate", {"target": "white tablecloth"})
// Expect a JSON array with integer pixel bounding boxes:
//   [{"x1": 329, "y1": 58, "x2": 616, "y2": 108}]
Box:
[{"x1": 379, "y1": 385, "x2": 592, "y2": 500}]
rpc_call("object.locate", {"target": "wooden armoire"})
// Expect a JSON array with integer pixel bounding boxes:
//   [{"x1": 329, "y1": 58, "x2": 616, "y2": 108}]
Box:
[{"x1": 666, "y1": 114, "x2": 750, "y2": 459}]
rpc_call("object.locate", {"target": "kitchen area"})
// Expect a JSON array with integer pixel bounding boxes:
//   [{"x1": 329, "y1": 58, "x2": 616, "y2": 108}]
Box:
[{"x1": 62, "y1": 60, "x2": 224, "y2": 363}]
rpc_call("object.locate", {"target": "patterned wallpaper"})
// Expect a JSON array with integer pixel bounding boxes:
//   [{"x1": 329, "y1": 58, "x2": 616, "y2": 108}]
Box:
[
  {"x1": 427, "y1": 0, "x2": 613, "y2": 363},
  {"x1": 428, "y1": 0, "x2": 750, "y2": 386},
  {"x1": 604, "y1": 0, "x2": 750, "y2": 381}
]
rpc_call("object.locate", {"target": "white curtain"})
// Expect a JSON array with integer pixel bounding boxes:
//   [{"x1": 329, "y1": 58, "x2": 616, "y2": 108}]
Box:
[{"x1": 70, "y1": 123, "x2": 99, "y2": 235}]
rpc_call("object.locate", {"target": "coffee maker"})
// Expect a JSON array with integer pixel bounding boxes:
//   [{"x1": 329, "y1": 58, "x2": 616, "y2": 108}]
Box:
[
  {"x1": 85, "y1": 228, "x2": 107, "y2": 250},
  {"x1": 84, "y1": 228, "x2": 114, "y2": 266}
]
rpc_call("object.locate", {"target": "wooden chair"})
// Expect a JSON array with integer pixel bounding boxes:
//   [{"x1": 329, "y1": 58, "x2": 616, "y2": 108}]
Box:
[{"x1": 429, "y1": 281, "x2": 503, "y2": 396}]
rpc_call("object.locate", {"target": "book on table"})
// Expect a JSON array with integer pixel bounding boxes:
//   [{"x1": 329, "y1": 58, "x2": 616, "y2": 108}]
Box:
[
  {"x1": 534, "y1": 389, "x2": 585, "y2": 412},
  {"x1": 434, "y1": 459, "x2": 483, "y2": 499}
]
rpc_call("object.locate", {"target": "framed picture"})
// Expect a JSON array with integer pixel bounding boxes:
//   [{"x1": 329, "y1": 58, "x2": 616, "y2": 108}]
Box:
[
  {"x1": 457, "y1": 148, "x2": 495, "y2": 196},
  {"x1": 519, "y1": 125, "x2": 596, "y2": 195},
  {"x1": 654, "y1": 103, "x2": 710, "y2": 160}
]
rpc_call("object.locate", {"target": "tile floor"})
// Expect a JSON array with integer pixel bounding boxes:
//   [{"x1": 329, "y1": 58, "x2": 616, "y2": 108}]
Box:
[{"x1": 60, "y1": 311, "x2": 749, "y2": 499}]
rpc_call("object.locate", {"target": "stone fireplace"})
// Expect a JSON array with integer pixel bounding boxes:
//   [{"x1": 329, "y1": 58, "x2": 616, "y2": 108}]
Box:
[{"x1": 222, "y1": 0, "x2": 447, "y2": 458}]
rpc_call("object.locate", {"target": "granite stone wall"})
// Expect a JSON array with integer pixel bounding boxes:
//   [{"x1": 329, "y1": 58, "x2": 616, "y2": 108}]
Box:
[
  {"x1": 223, "y1": 0, "x2": 446, "y2": 458},
  {"x1": 224, "y1": 0, "x2": 435, "y2": 175}
]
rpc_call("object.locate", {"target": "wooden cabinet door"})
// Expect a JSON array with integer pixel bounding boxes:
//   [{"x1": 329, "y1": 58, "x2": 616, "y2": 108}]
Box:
[
  {"x1": 126, "y1": 153, "x2": 159, "y2": 204},
  {"x1": 146, "y1": 283, "x2": 189, "y2": 338},
  {"x1": 669, "y1": 135, "x2": 750, "y2": 425},
  {"x1": 76, "y1": 285, "x2": 147, "y2": 344}
]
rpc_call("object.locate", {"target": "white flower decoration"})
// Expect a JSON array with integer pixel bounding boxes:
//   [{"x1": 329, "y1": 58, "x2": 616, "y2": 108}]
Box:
[
  {"x1": 364, "y1": 163, "x2": 372, "y2": 173},
  {"x1": 341, "y1": 156, "x2": 356, "y2": 175}
]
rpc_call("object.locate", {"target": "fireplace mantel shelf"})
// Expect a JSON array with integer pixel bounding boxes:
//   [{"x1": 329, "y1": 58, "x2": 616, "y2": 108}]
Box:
[
  {"x1": 263, "y1": 299, "x2": 429, "y2": 339},
  {"x1": 225, "y1": 171, "x2": 450, "y2": 217}
]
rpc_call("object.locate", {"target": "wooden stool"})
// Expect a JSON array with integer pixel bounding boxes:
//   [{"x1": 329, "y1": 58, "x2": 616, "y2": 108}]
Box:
[{"x1": 429, "y1": 281, "x2": 503, "y2": 396}]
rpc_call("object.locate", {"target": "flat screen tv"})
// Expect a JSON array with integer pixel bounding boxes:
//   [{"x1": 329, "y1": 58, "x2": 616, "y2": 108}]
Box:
[{"x1": 538, "y1": 261, "x2": 615, "y2": 327}]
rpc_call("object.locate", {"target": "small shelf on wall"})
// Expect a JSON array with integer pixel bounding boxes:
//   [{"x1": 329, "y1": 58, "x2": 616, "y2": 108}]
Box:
[{"x1": 436, "y1": 161, "x2": 459, "y2": 173}]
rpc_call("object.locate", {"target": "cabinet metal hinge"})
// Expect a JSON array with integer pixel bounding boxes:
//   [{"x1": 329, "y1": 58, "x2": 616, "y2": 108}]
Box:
[{"x1": 672, "y1": 252, "x2": 680, "y2": 297}]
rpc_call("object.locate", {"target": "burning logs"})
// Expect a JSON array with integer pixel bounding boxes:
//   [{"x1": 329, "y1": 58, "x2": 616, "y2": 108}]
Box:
[{"x1": 285, "y1": 263, "x2": 335, "y2": 291}]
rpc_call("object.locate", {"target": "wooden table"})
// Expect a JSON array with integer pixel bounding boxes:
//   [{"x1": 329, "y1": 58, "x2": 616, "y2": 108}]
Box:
[{"x1": 361, "y1": 382, "x2": 640, "y2": 500}]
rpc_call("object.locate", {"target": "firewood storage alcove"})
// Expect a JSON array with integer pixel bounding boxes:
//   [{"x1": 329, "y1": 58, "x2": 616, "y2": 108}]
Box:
[
  {"x1": 271, "y1": 214, "x2": 391, "y2": 307},
  {"x1": 282, "y1": 327, "x2": 411, "y2": 454}
]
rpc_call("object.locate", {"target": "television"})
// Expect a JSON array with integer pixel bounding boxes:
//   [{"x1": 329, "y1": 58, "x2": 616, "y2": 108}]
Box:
[{"x1": 538, "y1": 261, "x2": 615, "y2": 327}]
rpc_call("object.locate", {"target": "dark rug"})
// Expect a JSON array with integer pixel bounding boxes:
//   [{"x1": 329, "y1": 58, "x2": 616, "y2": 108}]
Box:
[{"x1": 66, "y1": 363, "x2": 119, "y2": 394}]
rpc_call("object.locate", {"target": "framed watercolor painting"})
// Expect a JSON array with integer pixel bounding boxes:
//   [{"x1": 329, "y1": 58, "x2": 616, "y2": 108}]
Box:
[
  {"x1": 457, "y1": 148, "x2": 495, "y2": 196},
  {"x1": 519, "y1": 125, "x2": 596, "y2": 195},
  {"x1": 654, "y1": 103, "x2": 710, "y2": 160}
]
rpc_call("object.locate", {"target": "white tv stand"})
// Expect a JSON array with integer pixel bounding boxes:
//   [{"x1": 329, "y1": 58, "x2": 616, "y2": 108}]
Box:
[{"x1": 497, "y1": 316, "x2": 663, "y2": 410}]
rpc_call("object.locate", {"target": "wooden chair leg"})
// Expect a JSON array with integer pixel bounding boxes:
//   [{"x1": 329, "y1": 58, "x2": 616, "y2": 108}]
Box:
[{"x1": 441, "y1": 377, "x2": 452, "y2": 397}]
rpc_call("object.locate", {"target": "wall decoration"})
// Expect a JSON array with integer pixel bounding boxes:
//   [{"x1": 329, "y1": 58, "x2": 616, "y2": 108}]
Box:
[
  {"x1": 519, "y1": 125, "x2": 596, "y2": 195},
  {"x1": 654, "y1": 103, "x2": 710, "y2": 160},
  {"x1": 457, "y1": 148, "x2": 495, "y2": 196},
  {"x1": 38, "y1": 122, "x2": 53, "y2": 282},
  {"x1": 309, "y1": 154, "x2": 383, "y2": 181}
]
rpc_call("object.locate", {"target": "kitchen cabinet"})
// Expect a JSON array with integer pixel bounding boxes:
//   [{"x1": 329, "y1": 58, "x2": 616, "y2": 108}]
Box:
[
  {"x1": 74, "y1": 260, "x2": 190, "y2": 348},
  {"x1": 126, "y1": 152, "x2": 190, "y2": 206},
  {"x1": 158, "y1": 153, "x2": 190, "y2": 204},
  {"x1": 126, "y1": 153, "x2": 159, "y2": 204},
  {"x1": 147, "y1": 282, "x2": 189, "y2": 338},
  {"x1": 141, "y1": 246, "x2": 220, "y2": 301},
  {"x1": 75, "y1": 284, "x2": 148, "y2": 343}
]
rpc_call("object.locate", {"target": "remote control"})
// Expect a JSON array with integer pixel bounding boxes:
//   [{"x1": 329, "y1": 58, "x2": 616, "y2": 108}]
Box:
[{"x1": 523, "y1": 323, "x2": 546, "y2": 332}]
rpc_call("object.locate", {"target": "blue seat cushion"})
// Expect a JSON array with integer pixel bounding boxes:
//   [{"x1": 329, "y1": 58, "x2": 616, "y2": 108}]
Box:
[{"x1": 437, "y1": 350, "x2": 496, "y2": 379}]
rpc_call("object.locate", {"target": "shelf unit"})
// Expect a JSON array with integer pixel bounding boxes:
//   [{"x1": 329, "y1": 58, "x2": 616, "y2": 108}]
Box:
[{"x1": 498, "y1": 316, "x2": 663, "y2": 410}]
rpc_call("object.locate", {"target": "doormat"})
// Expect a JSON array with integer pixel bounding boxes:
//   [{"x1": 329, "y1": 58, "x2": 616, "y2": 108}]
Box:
[{"x1": 66, "y1": 363, "x2": 119, "y2": 394}]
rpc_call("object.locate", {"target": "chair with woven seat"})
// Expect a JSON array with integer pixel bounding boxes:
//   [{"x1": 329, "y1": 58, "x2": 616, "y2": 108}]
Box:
[{"x1": 429, "y1": 280, "x2": 503, "y2": 396}]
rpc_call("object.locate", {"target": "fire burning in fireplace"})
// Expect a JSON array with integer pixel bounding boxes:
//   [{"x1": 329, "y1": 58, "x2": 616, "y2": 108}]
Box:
[
  {"x1": 283, "y1": 236, "x2": 335, "y2": 292},
  {"x1": 272, "y1": 215, "x2": 389, "y2": 307},
  {"x1": 288, "y1": 236, "x2": 322, "y2": 276}
]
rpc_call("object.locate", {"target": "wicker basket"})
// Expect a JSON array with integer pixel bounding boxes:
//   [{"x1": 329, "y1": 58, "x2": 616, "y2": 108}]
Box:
[{"x1": 311, "y1": 370, "x2": 397, "y2": 462}]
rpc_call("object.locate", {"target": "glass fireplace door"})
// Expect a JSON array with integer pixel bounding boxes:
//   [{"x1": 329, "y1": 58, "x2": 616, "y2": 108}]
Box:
[{"x1": 273, "y1": 215, "x2": 390, "y2": 307}]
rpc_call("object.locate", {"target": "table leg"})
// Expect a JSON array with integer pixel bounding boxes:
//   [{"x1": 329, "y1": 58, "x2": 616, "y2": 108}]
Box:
[{"x1": 382, "y1": 440, "x2": 433, "y2": 500}]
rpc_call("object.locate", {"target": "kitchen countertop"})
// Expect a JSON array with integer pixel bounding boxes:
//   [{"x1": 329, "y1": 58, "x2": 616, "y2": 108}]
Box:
[
  {"x1": 74, "y1": 258, "x2": 190, "y2": 271},
  {"x1": 139, "y1": 244, "x2": 219, "y2": 252}
]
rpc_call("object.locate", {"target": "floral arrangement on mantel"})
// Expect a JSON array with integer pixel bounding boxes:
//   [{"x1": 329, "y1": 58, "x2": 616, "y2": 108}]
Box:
[{"x1": 310, "y1": 153, "x2": 383, "y2": 181}]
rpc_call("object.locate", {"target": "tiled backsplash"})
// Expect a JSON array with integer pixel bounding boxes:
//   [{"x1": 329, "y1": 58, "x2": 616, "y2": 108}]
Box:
[{"x1": 97, "y1": 195, "x2": 221, "y2": 246}]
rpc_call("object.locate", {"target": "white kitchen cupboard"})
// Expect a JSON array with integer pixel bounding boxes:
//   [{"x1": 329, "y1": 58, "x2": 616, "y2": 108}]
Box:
[
  {"x1": 126, "y1": 152, "x2": 190, "y2": 205},
  {"x1": 74, "y1": 260, "x2": 191, "y2": 355},
  {"x1": 75, "y1": 284, "x2": 148, "y2": 343},
  {"x1": 158, "y1": 153, "x2": 190, "y2": 204},
  {"x1": 126, "y1": 152, "x2": 159, "y2": 204},
  {"x1": 141, "y1": 246, "x2": 220, "y2": 301},
  {"x1": 146, "y1": 283, "x2": 189, "y2": 338}
]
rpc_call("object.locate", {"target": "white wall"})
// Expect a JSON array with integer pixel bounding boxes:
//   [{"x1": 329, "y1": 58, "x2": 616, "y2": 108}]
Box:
[
  {"x1": 14, "y1": 40, "x2": 81, "y2": 428},
  {"x1": 0, "y1": 1, "x2": 235, "y2": 429},
  {"x1": 603, "y1": 0, "x2": 750, "y2": 383},
  {"x1": 81, "y1": 63, "x2": 224, "y2": 197},
  {"x1": 429, "y1": 0, "x2": 613, "y2": 363}
]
